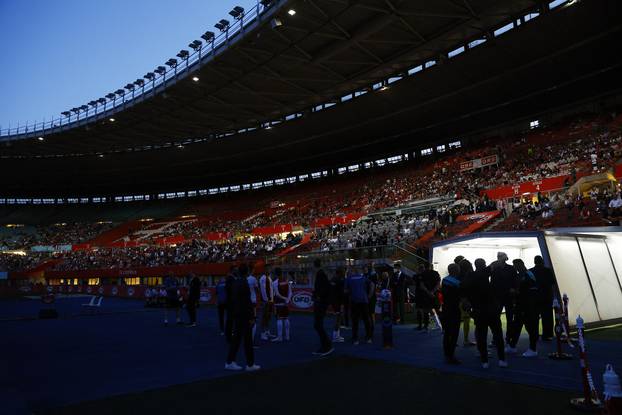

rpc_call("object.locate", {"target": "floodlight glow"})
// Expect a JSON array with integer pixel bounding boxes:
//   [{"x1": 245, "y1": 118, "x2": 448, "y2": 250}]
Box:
[
  {"x1": 192, "y1": 76, "x2": 199, "y2": 82},
  {"x1": 109, "y1": 118, "x2": 115, "y2": 122},
  {"x1": 37, "y1": 136, "x2": 44, "y2": 141},
  {"x1": 288, "y1": 9, "x2": 296, "y2": 16}
]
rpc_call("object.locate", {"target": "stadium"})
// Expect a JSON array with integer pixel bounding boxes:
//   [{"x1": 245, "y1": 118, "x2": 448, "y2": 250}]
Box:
[{"x1": 1, "y1": 0, "x2": 622, "y2": 413}]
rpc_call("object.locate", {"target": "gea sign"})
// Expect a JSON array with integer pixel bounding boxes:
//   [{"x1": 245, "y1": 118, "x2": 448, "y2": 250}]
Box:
[{"x1": 292, "y1": 291, "x2": 313, "y2": 309}]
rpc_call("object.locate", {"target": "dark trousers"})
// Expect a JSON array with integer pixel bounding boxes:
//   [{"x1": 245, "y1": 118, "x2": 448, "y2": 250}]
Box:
[
  {"x1": 225, "y1": 307, "x2": 233, "y2": 343},
  {"x1": 313, "y1": 303, "x2": 332, "y2": 352},
  {"x1": 417, "y1": 309, "x2": 430, "y2": 329},
  {"x1": 368, "y1": 300, "x2": 376, "y2": 334},
  {"x1": 343, "y1": 301, "x2": 350, "y2": 327},
  {"x1": 351, "y1": 302, "x2": 372, "y2": 341},
  {"x1": 538, "y1": 302, "x2": 554, "y2": 339},
  {"x1": 474, "y1": 311, "x2": 505, "y2": 363},
  {"x1": 217, "y1": 303, "x2": 227, "y2": 333},
  {"x1": 393, "y1": 296, "x2": 405, "y2": 323},
  {"x1": 499, "y1": 297, "x2": 516, "y2": 341},
  {"x1": 509, "y1": 307, "x2": 538, "y2": 351},
  {"x1": 226, "y1": 317, "x2": 254, "y2": 366},
  {"x1": 187, "y1": 298, "x2": 198, "y2": 324},
  {"x1": 442, "y1": 313, "x2": 461, "y2": 358}
]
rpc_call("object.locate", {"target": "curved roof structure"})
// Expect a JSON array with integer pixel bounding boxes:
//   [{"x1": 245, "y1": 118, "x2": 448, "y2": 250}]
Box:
[{"x1": 1, "y1": 0, "x2": 621, "y2": 197}]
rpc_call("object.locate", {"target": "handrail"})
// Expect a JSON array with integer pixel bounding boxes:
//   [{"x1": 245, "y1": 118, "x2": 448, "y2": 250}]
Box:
[{"x1": 0, "y1": 0, "x2": 284, "y2": 140}]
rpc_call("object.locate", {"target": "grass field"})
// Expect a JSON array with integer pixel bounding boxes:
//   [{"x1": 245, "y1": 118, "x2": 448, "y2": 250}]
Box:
[
  {"x1": 584, "y1": 324, "x2": 622, "y2": 341},
  {"x1": 44, "y1": 356, "x2": 579, "y2": 415}
]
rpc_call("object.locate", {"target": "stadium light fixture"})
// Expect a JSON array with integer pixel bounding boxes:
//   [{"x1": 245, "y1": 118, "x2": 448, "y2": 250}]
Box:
[
  {"x1": 109, "y1": 118, "x2": 115, "y2": 122},
  {"x1": 201, "y1": 31, "x2": 215, "y2": 42},
  {"x1": 61, "y1": 111, "x2": 71, "y2": 117},
  {"x1": 105, "y1": 93, "x2": 116, "y2": 100},
  {"x1": 271, "y1": 18, "x2": 283, "y2": 29},
  {"x1": 192, "y1": 76, "x2": 200, "y2": 82},
  {"x1": 165, "y1": 58, "x2": 178, "y2": 68},
  {"x1": 176, "y1": 50, "x2": 189, "y2": 60},
  {"x1": 154, "y1": 66, "x2": 166, "y2": 75},
  {"x1": 215, "y1": 19, "x2": 230, "y2": 32},
  {"x1": 115, "y1": 89, "x2": 125, "y2": 96},
  {"x1": 260, "y1": 0, "x2": 274, "y2": 8},
  {"x1": 124, "y1": 83, "x2": 135, "y2": 91},
  {"x1": 229, "y1": 6, "x2": 244, "y2": 20},
  {"x1": 97, "y1": 98, "x2": 107, "y2": 105},
  {"x1": 144, "y1": 72, "x2": 155, "y2": 80},
  {"x1": 134, "y1": 79, "x2": 145, "y2": 86},
  {"x1": 188, "y1": 40, "x2": 202, "y2": 50},
  {"x1": 37, "y1": 136, "x2": 44, "y2": 141},
  {"x1": 288, "y1": 9, "x2": 296, "y2": 16}
]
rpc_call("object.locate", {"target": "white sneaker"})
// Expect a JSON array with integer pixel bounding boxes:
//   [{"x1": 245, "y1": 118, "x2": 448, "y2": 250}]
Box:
[
  {"x1": 225, "y1": 362, "x2": 243, "y2": 371},
  {"x1": 271, "y1": 336, "x2": 283, "y2": 343},
  {"x1": 333, "y1": 336, "x2": 345, "y2": 343},
  {"x1": 498, "y1": 360, "x2": 509, "y2": 368},
  {"x1": 482, "y1": 362, "x2": 489, "y2": 369},
  {"x1": 522, "y1": 349, "x2": 538, "y2": 358},
  {"x1": 245, "y1": 364, "x2": 261, "y2": 372},
  {"x1": 505, "y1": 345, "x2": 517, "y2": 354}
]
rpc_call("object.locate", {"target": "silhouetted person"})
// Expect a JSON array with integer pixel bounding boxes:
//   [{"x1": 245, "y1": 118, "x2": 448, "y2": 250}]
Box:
[{"x1": 530, "y1": 255, "x2": 556, "y2": 341}]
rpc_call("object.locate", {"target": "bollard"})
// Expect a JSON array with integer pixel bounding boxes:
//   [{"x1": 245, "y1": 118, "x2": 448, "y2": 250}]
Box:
[
  {"x1": 562, "y1": 293, "x2": 575, "y2": 348},
  {"x1": 603, "y1": 364, "x2": 622, "y2": 415},
  {"x1": 549, "y1": 297, "x2": 572, "y2": 360},
  {"x1": 570, "y1": 315, "x2": 602, "y2": 411}
]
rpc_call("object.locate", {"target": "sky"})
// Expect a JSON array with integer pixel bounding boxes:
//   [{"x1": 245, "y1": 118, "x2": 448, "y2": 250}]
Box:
[{"x1": 0, "y1": 0, "x2": 257, "y2": 129}]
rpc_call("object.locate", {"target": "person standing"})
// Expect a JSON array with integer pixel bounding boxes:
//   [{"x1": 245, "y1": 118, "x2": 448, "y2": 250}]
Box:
[
  {"x1": 490, "y1": 252, "x2": 518, "y2": 342},
  {"x1": 366, "y1": 263, "x2": 379, "y2": 334},
  {"x1": 417, "y1": 263, "x2": 440, "y2": 332},
  {"x1": 345, "y1": 265, "x2": 374, "y2": 345},
  {"x1": 506, "y1": 259, "x2": 539, "y2": 358},
  {"x1": 441, "y1": 263, "x2": 462, "y2": 364},
  {"x1": 247, "y1": 268, "x2": 259, "y2": 345},
  {"x1": 391, "y1": 263, "x2": 406, "y2": 324},
  {"x1": 329, "y1": 267, "x2": 346, "y2": 343},
  {"x1": 163, "y1": 275, "x2": 182, "y2": 325},
  {"x1": 215, "y1": 277, "x2": 228, "y2": 336},
  {"x1": 258, "y1": 268, "x2": 274, "y2": 340},
  {"x1": 462, "y1": 259, "x2": 508, "y2": 368},
  {"x1": 530, "y1": 255, "x2": 556, "y2": 341},
  {"x1": 312, "y1": 259, "x2": 334, "y2": 356},
  {"x1": 225, "y1": 263, "x2": 260, "y2": 371},
  {"x1": 186, "y1": 274, "x2": 201, "y2": 327},
  {"x1": 272, "y1": 268, "x2": 292, "y2": 342},
  {"x1": 458, "y1": 259, "x2": 476, "y2": 347}
]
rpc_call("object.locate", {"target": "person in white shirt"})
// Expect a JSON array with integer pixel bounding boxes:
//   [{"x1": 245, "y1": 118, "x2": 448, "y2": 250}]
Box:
[
  {"x1": 259, "y1": 269, "x2": 274, "y2": 340},
  {"x1": 247, "y1": 271, "x2": 259, "y2": 344},
  {"x1": 609, "y1": 193, "x2": 622, "y2": 216}
]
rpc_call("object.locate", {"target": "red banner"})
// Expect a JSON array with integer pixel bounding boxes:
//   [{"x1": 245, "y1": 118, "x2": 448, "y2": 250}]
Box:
[
  {"x1": 311, "y1": 213, "x2": 364, "y2": 228},
  {"x1": 482, "y1": 175, "x2": 572, "y2": 200},
  {"x1": 71, "y1": 243, "x2": 91, "y2": 251},
  {"x1": 203, "y1": 232, "x2": 231, "y2": 241},
  {"x1": 153, "y1": 235, "x2": 185, "y2": 246},
  {"x1": 615, "y1": 163, "x2": 622, "y2": 179},
  {"x1": 459, "y1": 154, "x2": 498, "y2": 171}
]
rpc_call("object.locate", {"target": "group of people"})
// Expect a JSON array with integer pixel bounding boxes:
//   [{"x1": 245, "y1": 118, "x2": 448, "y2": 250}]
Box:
[{"x1": 440, "y1": 253, "x2": 556, "y2": 368}]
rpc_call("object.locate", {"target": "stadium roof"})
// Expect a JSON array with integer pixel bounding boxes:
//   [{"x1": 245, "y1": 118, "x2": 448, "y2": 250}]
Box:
[{"x1": 1, "y1": 0, "x2": 621, "y2": 197}]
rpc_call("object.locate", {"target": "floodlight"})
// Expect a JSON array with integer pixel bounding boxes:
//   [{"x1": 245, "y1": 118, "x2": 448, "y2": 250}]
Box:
[
  {"x1": 201, "y1": 31, "x2": 215, "y2": 42},
  {"x1": 189, "y1": 40, "x2": 202, "y2": 50},
  {"x1": 165, "y1": 58, "x2": 178, "y2": 67},
  {"x1": 154, "y1": 66, "x2": 166, "y2": 75},
  {"x1": 215, "y1": 19, "x2": 230, "y2": 31},
  {"x1": 176, "y1": 50, "x2": 189, "y2": 59},
  {"x1": 229, "y1": 6, "x2": 244, "y2": 19}
]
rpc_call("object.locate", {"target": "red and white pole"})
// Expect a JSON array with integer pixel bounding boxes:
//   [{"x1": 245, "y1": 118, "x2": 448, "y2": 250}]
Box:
[
  {"x1": 562, "y1": 293, "x2": 575, "y2": 348},
  {"x1": 548, "y1": 297, "x2": 572, "y2": 360},
  {"x1": 570, "y1": 315, "x2": 602, "y2": 411}
]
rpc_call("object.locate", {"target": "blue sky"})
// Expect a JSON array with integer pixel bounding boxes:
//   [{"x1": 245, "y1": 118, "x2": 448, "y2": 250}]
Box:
[{"x1": 0, "y1": 0, "x2": 257, "y2": 128}]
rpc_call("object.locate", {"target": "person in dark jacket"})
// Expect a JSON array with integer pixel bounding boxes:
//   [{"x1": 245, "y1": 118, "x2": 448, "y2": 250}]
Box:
[
  {"x1": 530, "y1": 255, "x2": 556, "y2": 341},
  {"x1": 490, "y1": 252, "x2": 519, "y2": 342},
  {"x1": 391, "y1": 263, "x2": 406, "y2": 324},
  {"x1": 506, "y1": 259, "x2": 539, "y2": 358},
  {"x1": 441, "y1": 263, "x2": 463, "y2": 364},
  {"x1": 458, "y1": 259, "x2": 476, "y2": 347},
  {"x1": 215, "y1": 277, "x2": 228, "y2": 336},
  {"x1": 462, "y1": 258, "x2": 508, "y2": 368},
  {"x1": 366, "y1": 263, "x2": 379, "y2": 334},
  {"x1": 186, "y1": 274, "x2": 201, "y2": 327},
  {"x1": 225, "y1": 263, "x2": 260, "y2": 371},
  {"x1": 312, "y1": 258, "x2": 333, "y2": 356},
  {"x1": 329, "y1": 267, "x2": 346, "y2": 342}
]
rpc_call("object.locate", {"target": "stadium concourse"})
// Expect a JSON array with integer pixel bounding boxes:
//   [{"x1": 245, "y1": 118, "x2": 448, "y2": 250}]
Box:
[{"x1": 2, "y1": 0, "x2": 622, "y2": 413}]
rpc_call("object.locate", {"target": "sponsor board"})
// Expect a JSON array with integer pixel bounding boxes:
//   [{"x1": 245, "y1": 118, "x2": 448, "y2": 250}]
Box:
[{"x1": 291, "y1": 290, "x2": 313, "y2": 310}]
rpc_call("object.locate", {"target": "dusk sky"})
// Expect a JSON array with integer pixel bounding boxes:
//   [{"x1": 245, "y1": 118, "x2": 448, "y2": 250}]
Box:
[{"x1": 0, "y1": 0, "x2": 257, "y2": 129}]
